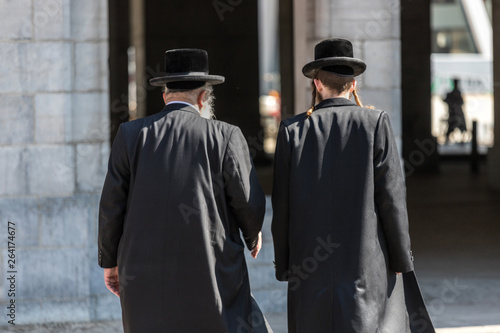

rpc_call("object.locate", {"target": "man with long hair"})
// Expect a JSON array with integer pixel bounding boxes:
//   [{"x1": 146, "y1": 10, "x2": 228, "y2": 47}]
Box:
[{"x1": 272, "y1": 38, "x2": 434, "y2": 332}]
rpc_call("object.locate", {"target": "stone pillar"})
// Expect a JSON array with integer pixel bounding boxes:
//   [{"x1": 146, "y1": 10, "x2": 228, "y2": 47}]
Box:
[
  {"x1": 401, "y1": 0, "x2": 439, "y2": 174},
  {"x1": 108, "y1": 0, "x2": 130, "y2": 141},
  {"x1": 0, "y1": 0, "x2": 116, "y2": 325},
  {"x1": 293, "y1": 0, "x2": 309, "y2": 115},
  {"x1": 489, "y1": 0, "x2": 500, "y2": 190},
  {"x1": 279, "y1": 0, "x2": 295, "y2": 119},
  {"x1": 130, "y1": 0, "x2": 146, "y2": 119},
  {"x1": 300, "y1": 0, "x2": 403, "y2": 149}
]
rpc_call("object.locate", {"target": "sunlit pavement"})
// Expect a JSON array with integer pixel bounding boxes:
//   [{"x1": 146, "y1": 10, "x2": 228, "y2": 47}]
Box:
[
  {"x1": 3, "y1": 322, "x2": 500, "y2": 333},
  {"x1": 4, "y1": 161, "x2": 499, "y2": 333},
  {"x1": 406, "y1": 161, "x2": 500, "y2": 330},
  {"x1": 436, "y1": 327, "x2": 500, "y2": 333}
]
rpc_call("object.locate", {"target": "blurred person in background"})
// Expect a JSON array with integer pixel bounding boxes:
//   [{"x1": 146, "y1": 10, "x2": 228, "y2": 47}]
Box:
[{"x1": 444, "y1": 78, "x2": 467, "y2": 143}]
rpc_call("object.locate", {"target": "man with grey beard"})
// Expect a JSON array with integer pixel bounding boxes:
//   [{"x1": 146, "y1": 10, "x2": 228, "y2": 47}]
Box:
[
  {"x1": 98, "y1": 48, "x2": 271, "y2": 333},
  {"x1": 162, "y1": 83, "x2": 215, "y2": 119}
]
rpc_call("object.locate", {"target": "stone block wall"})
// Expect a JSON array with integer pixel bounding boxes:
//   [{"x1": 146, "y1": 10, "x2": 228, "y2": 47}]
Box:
[
  {"x1": 0, "y1": 0, "x2": 116, "y2": 326},
  {"x1": 303, "y1": 0, "x2": 403, "y2": 144}
]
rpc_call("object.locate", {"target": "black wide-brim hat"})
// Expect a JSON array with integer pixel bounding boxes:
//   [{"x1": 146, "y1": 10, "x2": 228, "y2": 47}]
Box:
[
  {"x1": 302, "y1": 38, "x2": 366, "y2": 78},
  {"x1": 149, "y1": 48, "x2": 225, "y2": 87}
]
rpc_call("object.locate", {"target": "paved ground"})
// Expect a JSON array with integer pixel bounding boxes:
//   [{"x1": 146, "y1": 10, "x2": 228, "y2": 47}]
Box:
[
  {"x1": 406, "y1": 160, "x2": 500, "y2": 329},
  {"x1": 4, "y1": 160, "x2": 499, "y2": 332}
]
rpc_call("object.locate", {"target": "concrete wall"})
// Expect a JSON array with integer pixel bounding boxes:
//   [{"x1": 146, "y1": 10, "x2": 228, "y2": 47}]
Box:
[
  {"x1": 0, "y1": 0, "x2": 117, "y2": 325},
  {"x1": 295, "y1": 0, "x2": 403, "y2": 144}
]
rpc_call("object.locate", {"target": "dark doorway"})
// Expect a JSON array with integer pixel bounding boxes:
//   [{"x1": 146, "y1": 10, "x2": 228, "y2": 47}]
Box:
[{"x1": 108, "y1": 0, "x2": 263, "y2": 159}]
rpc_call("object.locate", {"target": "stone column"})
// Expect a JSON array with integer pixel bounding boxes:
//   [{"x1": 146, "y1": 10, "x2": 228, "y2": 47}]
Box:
[
  {"x1": 401, "y1": 0, "x2": 439, "y2": 174},
  {"x1": 0, "y1": 0, "x2": 116, "y2": 325},
  {"x1": 279, "y1": 0, "x2": 295, "y2": 119},
  {"x1": 302, "y1": 0, "x2": 403, "y2": 149},
  {"x1": 489, "y1": 0, "x2": 500, "y2": 190}
]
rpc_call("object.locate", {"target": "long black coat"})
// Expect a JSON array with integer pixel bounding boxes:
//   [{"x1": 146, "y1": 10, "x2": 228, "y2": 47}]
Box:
[
  {"x1": 272, "y1": 98, "x2": 434, "y2": 332},
  {"x1": 98, "y1": 103, "x2": 270, "y2": 333}
]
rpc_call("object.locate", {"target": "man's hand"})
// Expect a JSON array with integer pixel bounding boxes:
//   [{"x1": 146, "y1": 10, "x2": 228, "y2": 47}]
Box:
[
  {"x1": 251, "y1": 232, "x2": 262, "y2": 259},
  {"x1": 104, "y1": 266, "x2": 120, "y2": 297}
]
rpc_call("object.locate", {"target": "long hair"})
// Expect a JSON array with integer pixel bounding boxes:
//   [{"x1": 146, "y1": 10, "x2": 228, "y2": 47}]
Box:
[{"x1": 306, "y1": 70, "x2": 373, "y2": 117}]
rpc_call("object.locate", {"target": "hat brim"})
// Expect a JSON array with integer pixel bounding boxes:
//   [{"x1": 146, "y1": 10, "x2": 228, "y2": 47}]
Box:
[
  {"x1": 302, "y1": 57, "x2": 366, "y2": 78},
  {"x1": 149, "y1": 74, "x2": 225, "y2": 87}
]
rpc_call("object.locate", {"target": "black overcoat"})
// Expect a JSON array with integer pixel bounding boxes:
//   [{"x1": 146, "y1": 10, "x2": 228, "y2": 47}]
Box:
[
  {"x1": 272, "y1": 98, "x2": 435, "y2": 332},
  {"x1": 98, "y1": 103, "x2": 271, "y2": 333}
]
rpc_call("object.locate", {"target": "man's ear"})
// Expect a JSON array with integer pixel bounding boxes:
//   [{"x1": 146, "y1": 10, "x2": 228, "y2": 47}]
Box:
[
  {"x1": 197, "y1": 89, "x2": 207, "y2": 109},
  {"x1": 163, "y1": 91, "x2": 167, "y2": 104},
  {"x1": 351, "y1": 79, "x2": 357, "y2": 92},
  {"x1": 313, "y1": 78, "x2": 323, "y2": 92}
]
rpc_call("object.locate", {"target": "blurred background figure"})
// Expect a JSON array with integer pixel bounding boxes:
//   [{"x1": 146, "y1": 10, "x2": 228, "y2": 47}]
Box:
[{"x1": 444, "y1": 78, "x2": 467, "y2": 143}]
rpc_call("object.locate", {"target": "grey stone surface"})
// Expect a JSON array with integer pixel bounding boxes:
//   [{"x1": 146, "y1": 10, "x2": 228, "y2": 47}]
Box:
[
  {"x1": 35, "y1": 93, "x2": 71, "y2": 144},
  {"x1": 360, "y1": 88, "x2": 402, "y2": 137},
  {"x1": 75, "y1": 42, "x2": 109, "y2": 92},
  {"x1": 1, "y1": 320, "x2": 124, "y2": 332},
  {"x1": 24, "y1": 42, "x2": 73, "y2": 92},
  {"x1": 363, "y1": 40, "x2": 401, "y2": 89},
  {"x1": 0, "y1": 95, "x2": 34, "y2": 145},
  {"x1": 0, "y1": 147, "x2": 28, "y2": 196},
  {"x1": 0, "y1": 43, "x2": 24, "y2": 93},
  {"x1": 33, "y1": 0, "x2": 71, "y2": 40},
  {"x1": 0, "y1": 0, "x2": 110, "y2": 327},
  {"x1": 70, "y1": 0, "x2": 108, "y2": 41},
  {"x1": 0, "y1": 0, "x2": 32, "y2": 40},
  {"x1": 247, "y1": 263, "x2": 283, "y2": 291},
  {"x1": 330, "y1": 5, "x2": 400, "y2": 40},
  {"x1": 39, "y1": 196, "x2": 92, "y2": 247},
  {"x1": 252, "y1": 288, "x2": 287, "y2": 314},
  {"x1": 11, "y1": 248, "x2": 89, "y2": 300},
  {"x1": 0, "y1": 42, "x2": 72, "y2": 93},
  {"x1": 85, "y1": 194, "x2": 100, "y2": 248},
  {"x1": 88, "y1": 249, "x2": 108, "y2": 295},
  {"x1": 331, "y1": 0, "x2": 399, "y2": 9},
  {"x1": 313, "y1": 0, "x2": 331, "y2": 39},
  {"x1": 7, "y1": 298, "x2": 91, "y2": 325},
  {"x1": 0, "y1": 198, "x2": 39, "y2": 247},
  {"x1": 70, "y1": 93, "x2": 109, "y2": 143},
  {"x1": 89, "y1": 294, "x2": 122, "y2": 321},
  {"x1": 26, "y1": 145, "x2": 75, "y2": 195},
  {"x1": 76, "y1": 143, "x2": 108, "y2": 193}
]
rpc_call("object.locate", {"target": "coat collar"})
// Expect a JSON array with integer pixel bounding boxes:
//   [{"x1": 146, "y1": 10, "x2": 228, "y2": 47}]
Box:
[
  {"x1": 314, "y1": 97, "x2": 356, "y2": 110},
  {"x1": 161, "y1": 102, "x2": 201, "y2": 116}
]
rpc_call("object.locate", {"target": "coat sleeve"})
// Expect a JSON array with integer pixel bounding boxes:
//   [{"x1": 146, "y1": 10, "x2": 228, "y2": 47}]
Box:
[
  {"x1": 373, "y1": 112, "x2": 414, "y2": 273},
  {"x1": 271, "y1": 123, "x2": 291, "y2": 281},
  {"x1": 223, "y1": 127, "x2": 266, "y2": 251},
  {"x1": 98, "y1": 125, "x2": 130, "y2": 268}
]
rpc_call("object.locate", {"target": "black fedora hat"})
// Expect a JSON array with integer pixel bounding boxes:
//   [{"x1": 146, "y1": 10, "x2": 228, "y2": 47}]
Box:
[
  {"x1": 149, "y1": 48, "x2": 225, "y2": 88},
  {"x1": 302, "y1": 38, "x2": 366, "y2": 78}
]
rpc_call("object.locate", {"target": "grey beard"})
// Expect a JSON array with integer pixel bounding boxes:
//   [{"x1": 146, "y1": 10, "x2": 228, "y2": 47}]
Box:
[
  {"x1": 200, "y1": 104, "x2": 214, "y2": 119},
  {"x1": 200, "y1": 90, "x2": 215, "y2": 119}
]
